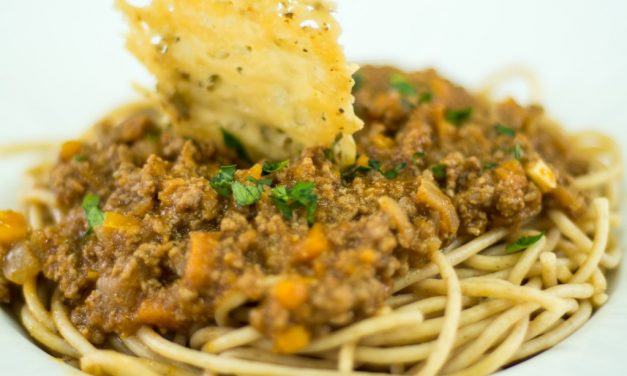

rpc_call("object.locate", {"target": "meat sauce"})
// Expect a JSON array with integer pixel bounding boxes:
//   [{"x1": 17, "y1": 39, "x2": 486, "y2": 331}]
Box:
[{"x1": 4, "y1": 66, "x2": 588, "y2": 350}]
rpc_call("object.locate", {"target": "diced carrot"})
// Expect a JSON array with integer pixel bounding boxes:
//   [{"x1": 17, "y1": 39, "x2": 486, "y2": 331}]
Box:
[
  {"x1": 245, "y1": 163, "x2": 263, "y2": 180},
  {"x1": 272, "y1": 277, "x2": 309, "y2": 310},
  {"x1": 103, "y1": 212, "x2": 141, "y2": 233},
  {"x1": 0, "y1": 211, "x2": 28, "y2": 246},
  {"x1": 59, "y1": 140, "x2": 82, "y2": 162},
  {"x1": 294, "y1": 224, "x2": 328, "y2": 262},
  {"x1": 359, "y1": 249, "x2": 377, "y2": 264},
  {"x1": 274, "y1": 325, "x2": 310, "y2": 353},
  {"x1": 356, "y1": 154, "x2": 369, "y2": 168},
  {"x1": 495, "y1": 160, "x2": 523, "y2": 178},
  {"x1": 183, "y1": 232, "x2": 220, "y2": 288},
  {"x1": 371, "y1": 133, "x2": 394, "y2": 149},
  {"x1": 136, "y1": 298, "x2": 177, "y2": 328}
]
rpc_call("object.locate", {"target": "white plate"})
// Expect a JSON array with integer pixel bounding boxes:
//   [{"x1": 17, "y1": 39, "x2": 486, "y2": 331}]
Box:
[{"x1": 1, "y1": 1, "x2": 625, "y2": 375}]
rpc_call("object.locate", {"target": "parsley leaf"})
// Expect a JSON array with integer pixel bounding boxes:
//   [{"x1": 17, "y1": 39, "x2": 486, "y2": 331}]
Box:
[
  {"x1": 444, "y1": 107, "x2": 473, "y2": 126},
  {"x1": 368, "y1": 160, "x2": 407, "y2": 180},
  {"x1": 82, "y1": 194, "x2": 104, "y2": 233},
  {"x1": 506, "y1": 232, "x2": 545, "y2": 253},
  {"x1": 419, "y1": 92, "x2": 433, "y2": 104},
  {"x1": 341, "y1": 164, "x2": 371, "y2": 181},
  {"x1": 390, "y1": 73, "x2": 416, "y2": 96},
  {"x1": 431, "y1": 164, "x2": 447, "y2": 180},
  {"x1": 352, "y1": 72, "x2": 364, "y2": 94},
  {"x1": 232, "y1": 182, "x2": 263, "y2": 206},
  {"x1": 484, "y1": 162, "x2": 499, "y2": 170},
  {"x1": 246, "y1": 176, "x2": 273, "y2": 186},
  {"x1": 514, "y1": 143, "x2": 523, "y2": 160},
  {"x1": 74, "y1": 155, "x2": 88, "y2": 162},
  {"x1": 271, "y1": 182, "x2": 318, "y2": 225},
  {"x1": 262, "y1": 160, "x2": 289, "y2": 175},
  {"x1": 290, "y1": 182, "x2": 318, "y2": 225},
  {"x1": 210, "y1": 165, "x2": 237, "y2": 197},
  {"x1": 495, "y1": 124, "x2": 515, "y2": 137},
  {"x1": 270, "y1": 185, "x2": 293, "y2": 220},
  {"x1": 221, "y1": 128, "x2": 252, "y2": 164},
  {"x1": 412, "y1": 151, "x2": 425, "y2": 165}
]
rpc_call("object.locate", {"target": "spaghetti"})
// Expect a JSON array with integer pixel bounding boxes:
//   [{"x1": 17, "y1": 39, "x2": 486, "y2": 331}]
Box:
[{"x1": 0, "y1": 68, "x2": 623, "y2": 376}]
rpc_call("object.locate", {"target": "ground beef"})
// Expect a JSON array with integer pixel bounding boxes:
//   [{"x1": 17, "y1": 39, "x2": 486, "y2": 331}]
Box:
[{"x1": 25, "y1": 66, "x2": 589, "y2": 347}]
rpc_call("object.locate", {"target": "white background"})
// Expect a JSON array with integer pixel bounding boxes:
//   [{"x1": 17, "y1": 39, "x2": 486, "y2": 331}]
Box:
[{"x1": 1, "y1": 1, "x2": 626, "y2": 375}]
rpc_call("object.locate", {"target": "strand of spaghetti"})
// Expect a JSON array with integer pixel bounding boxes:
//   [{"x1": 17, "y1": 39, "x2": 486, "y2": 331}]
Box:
[
  {"x1": 442, "y1": 303, "x2": 535, "y2": 373},
  {"x1": 385, "y1": 294, "x2": 418, "y2": 308},
  {"x1": 549, "y1": 210, "x2": 593, "y2": 251},
  {"x1": 80, "y1": 350, "x2": 161, "y2": 376},
  {"x1": 0, "y1": 142, "x2": 59, "y2": 156},
  {"x1": 508, "y1": 235, "x2": 547, "y2": 285},
  {"x1": 393, "y1": 228, "x2": 508, "y2": 292},
  {"x1": 137, "y1": 326, "x2": 388, "y2": 376},
  {"x1": 445, "y1": 317, "x2": 529, "y2": 376},
  {"x1": 123, "y1": 336, "x2": 199, "y2": 373},
  {"x1": 512, "y1": 300, "x2": 593, "y2": 362},
  {"x1": 214, "y1": 292, "x2": 249, "y2": 327},
  {"x1": 190, "y1": 327, "x2": 233, "y2": 350},
  {"x1": 571, "y1": 198, "x2": 610, "y2": 283},
  {"x1": 299, "y1": 310, "x2": 424, "y2": 353},
  {"x1": 600, "y1": 246, "x2": 622, "y2": 269},
  {"x1": 352, "y1": 318, "x2": 492, "y2": 365},
  {"x1": 220, "y1": 348, "x2": 337, "y2": 370},
  {"x1": 462, "y1": 253, "x2": 521, "y2": 272},
  {"x1": 202, "y1": 326, "x2": 262, "y2": 353},
  {"x1": 22, "y1": 276, "x2": 56, "y2": 332},
  {"x1": 573, "y1": 165, "x2": 622, "y2": 190},
  {"x1": 414, "y1": 251, "x2": 462, "y2": 376},
  {"x1": 362, "y1": 300, "x2": 511, "y2": 347},
  {"x1": 525, "y1": 299, "x2": 578, "y2": 340},
  {"x1": 415, "y1": 278, "x2": 567, "y2": 312},
  {"x1": 19, "y1": 189, "x2": 57, "y2": 207},
  {"x1": 397, "y1": 296, "x2": 477, "y2": 315},
  {"x1": 590, "y1": 269, "x2": 607, "y2": 293},
  {"x1": 51, "y1": 289, "x2": 95, "y2": 355},
  {"x1": 338, "y1": 341, "x2": 356, "y2": 373},
  {"x1": 109, "y1": 337, "x2": 134, "y2": 356},
  {"x1": 540, "y1": 252, "x2": 558, "y2": 288},
  {"x1": 20, "y1": 306, "x2": 80, "y2": 358}
]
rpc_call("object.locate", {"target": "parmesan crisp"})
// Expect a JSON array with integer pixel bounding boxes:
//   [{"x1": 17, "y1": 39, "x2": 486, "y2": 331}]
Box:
[{"x1": 118, "y1": 0, "x2": 362, "y2": 164}]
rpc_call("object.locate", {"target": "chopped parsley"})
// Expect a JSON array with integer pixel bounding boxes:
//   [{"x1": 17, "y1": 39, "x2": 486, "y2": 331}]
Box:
[
  {"x1": 412, "y1": 151, "x2": 425, "y2": 165},
  {"x1": 419, "y1": 92, "x2": 433, "y2": 104},
  {"x1": 494, "y1": 124, "x2": 515, "y2": 137},
  {"x1": 484, "y1": 162, "x2": 499, "y2": 170},
  {"x1": 262, "y1": 160, "x2": 289, "y2": 175},
  {"x1": 514, "y1": 143, "x2": 523, "y2": 160},
  {"x1": 74, "y1": 155, "x2": 88, "y2": 162},
  {"x1": 221, "y1": 128, "x2": 252, "y2": 164},
  {"x1": 390, "y1": 73, "x2": 417, "y2": 97},
  {"x1": 82, "y1": 194, "x2": 104, "y2": 234},
  {"x1": 341, "y1": 164, "x2": 371, "y2": 181},
  {"x1": 271, "y1": 182, "x2": 318, "y2": 225},
  {"x1": 232, "y1": 181, "x2": 263, "y2": 206},
  {"x1": 431, "y1": 164, "x2": 447, "y2": 180},
  {"x1": 352, "y1": 72, "x2": 364, "y2": 93},
  {"x1": 444, "y1": 107, "x2": 473, "y2": 126},
  {"x1": 210, "y1": 165, "x2": 237, "y2": 197},
  {"x1": 369, "y1": 160, "x2": 407, "y2": 180},
  {"x1": 506, "y1": 232, "x2": 545, "y2": 253},
  {"x1": 246, "y1": 176, "x2": 272, "y2": 186}
]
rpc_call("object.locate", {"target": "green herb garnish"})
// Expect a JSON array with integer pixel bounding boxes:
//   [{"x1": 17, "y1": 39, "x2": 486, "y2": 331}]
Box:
[
  {"x1": 271, "y1": 182, "x2": 318, "y2": 225},
  {"x1": 514, "y1": 143, "x2": 523, "y2": 160},
  {"x1": 444, "y1": 107, "x2": 473, "y2": 126},
  {"x1": 352, "y1": 72, "x2": 364, "y2": 93},
  {"x1": 506, "y1": 232, "x2": 545, "y2": 253},
  {"x1": 495, "y1": 124, "x2": 515, "y2": 137},
  {"x1": 484, "y1": 162, "x2": 499, "y2": 170},
  {"x1": 412, "y1": 151, "x2": 425, "y2": 165},
  {"x1": 419, "y1": 92, "x2": 433, "y2": 104},
  {"x1": 210, "y1": 165, "x2": 237, "y2": 197},
  {"x1": 221, "y1": 128, "x2": 252, "y2": 164},
  {"x1": 74, "y1": 155, "x2": 88, "y2": 162},
  {"x1": 390, "y1": 73, "x2": 416, "y2": 96},
  {"x1": 341, "y1": 164, "x2": 371, "y2": 181},
  {"x1": 262, "y1": 160, "x2": 289, "y2": 175},
  {"x1": 82, "y1": 194, "x2": 104, "y2": 234},
  {"x1": 232, "y1": 181, "x2": 263, "y2": 206},
  {"x1": 431, "y1": 164, "x2": 447, "y2": 180},
  {"x1": 368, "y1": 160, "x2": 407, "y2": 180}
]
